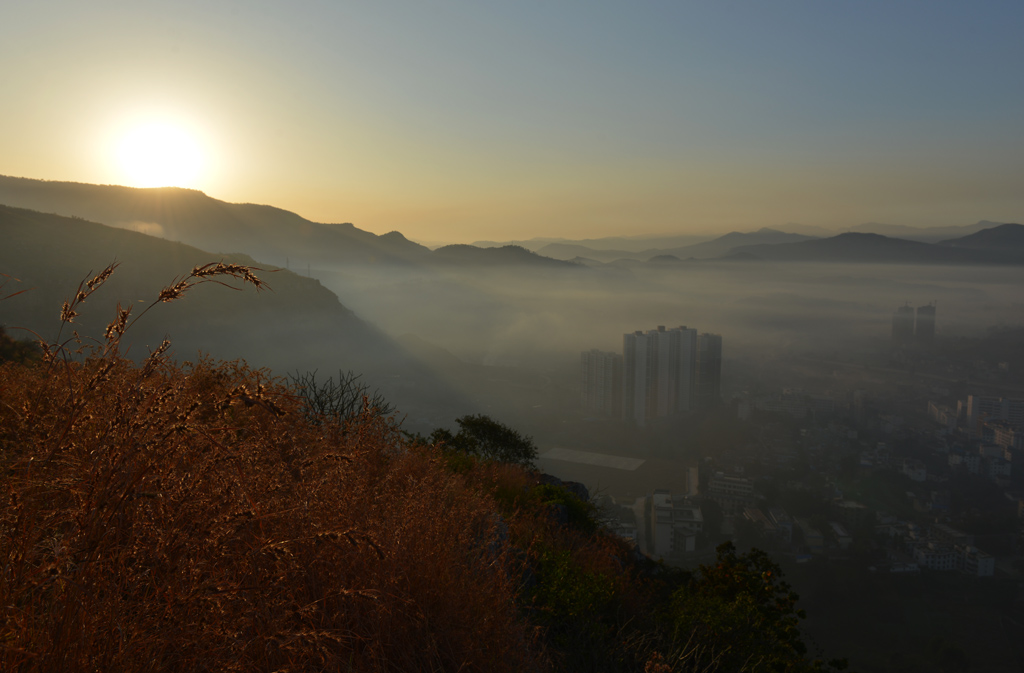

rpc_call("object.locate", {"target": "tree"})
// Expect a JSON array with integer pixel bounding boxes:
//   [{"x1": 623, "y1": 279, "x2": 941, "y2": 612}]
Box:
[
  {"x1": 430, "y1": 414, "x2": 538, "y2": 467},
  {"x1": 289, "y1": 369, "x2": 393, "y2": 425},
  {"x1": 669, "y1": 542, "x2": 846, "y2": 672},
  {"x1": 0, "y1": 327, "x2": 40, "y2": 365}
]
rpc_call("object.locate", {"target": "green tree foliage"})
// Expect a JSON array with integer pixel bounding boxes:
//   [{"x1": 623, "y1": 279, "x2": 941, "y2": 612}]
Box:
[
  {"x1": 669, "y1": 542, "x2": 846, "y2": 672},
  {"x1": 430, "y1": 414, "x2": 538, "y2": 466},
  {"x1": 0, "y1": 326, "x2": 40, "y2": 365}
]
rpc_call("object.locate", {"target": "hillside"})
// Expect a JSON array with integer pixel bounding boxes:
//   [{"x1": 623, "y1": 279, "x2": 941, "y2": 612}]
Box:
[
  {"x1": 0, "y1": 204, "x2": 468, "y2": 426},
  {"x1": 0, "y1": 329, "x2": 845, "y2": 672}
]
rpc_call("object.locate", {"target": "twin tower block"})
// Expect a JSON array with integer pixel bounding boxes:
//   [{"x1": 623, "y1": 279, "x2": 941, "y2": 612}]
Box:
[{"x1": 582, "y1": 326, "x2": 722, "y2": 426}]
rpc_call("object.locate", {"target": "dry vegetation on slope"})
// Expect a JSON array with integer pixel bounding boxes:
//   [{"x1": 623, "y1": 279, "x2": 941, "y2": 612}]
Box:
[
  {"x1": 0, "y1": 264, "x2": 538, "y2": 672},
  {"x1": 0, "y1": 264, "x2": 844, "y2": 673}
]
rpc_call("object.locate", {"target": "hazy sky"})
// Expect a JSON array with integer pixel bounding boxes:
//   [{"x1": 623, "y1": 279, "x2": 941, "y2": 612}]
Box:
[{"x1": 2, "y1": 1, "x2": 1022, "y2": 242}]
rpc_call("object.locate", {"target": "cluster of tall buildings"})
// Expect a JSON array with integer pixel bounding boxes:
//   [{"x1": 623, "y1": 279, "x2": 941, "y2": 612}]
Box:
[
  {"x1": 891, "y1": 303, "x2": 936, "y2": 347},
  {"x1": 581, "y1": 326, "x2": 722, "y2": 425}
]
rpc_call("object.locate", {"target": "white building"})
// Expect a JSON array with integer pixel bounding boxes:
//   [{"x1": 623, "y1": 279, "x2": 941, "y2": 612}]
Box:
[
  {"x1": 957, "y1": 545, "x2": 995, "y2": 577},
  {"x1": 912, "y1": 542, "x2": 958, "y2": 571},
  {"x1": 648, "y1": 490, "x2": 703, "y2": 560},
  {"x1": 706, "y1": 472, "x2": 755, "y2": 513}
]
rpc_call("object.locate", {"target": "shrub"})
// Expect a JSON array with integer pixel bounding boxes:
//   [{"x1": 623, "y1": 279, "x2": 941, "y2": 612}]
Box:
[{"x1": 430, "y1": 414, "x2": 538, "y2": 467}]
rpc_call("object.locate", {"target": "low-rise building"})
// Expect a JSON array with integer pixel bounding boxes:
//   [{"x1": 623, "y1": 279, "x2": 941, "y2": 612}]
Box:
[
  {"x1": 768, "y1": 507, "x2": 794, "y2": 544},
  {"x1": 912, "y1": 542, "x2": 958, "y2": 571},
  {"x1": 957, "y1": 545, "x2": 995, "y2": 577},
  {"x1": 649, "y1": 491, "x2": 703, "y2": 560},
  {"x1": 795, "y1": 518, "x2": 824, "y2": 554},
  {"x1": 829, "y1": 522, "x2": 853, "y2": 551},
  {"x1": 902, "y1": 458, "x2": 927, "y2": 482},
  {"x1": 706, "y1": 472, "x2": 755, "y2": 514}
]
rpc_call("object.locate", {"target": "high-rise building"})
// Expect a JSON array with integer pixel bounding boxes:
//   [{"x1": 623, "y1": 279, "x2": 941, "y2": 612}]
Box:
[
  {"x1": 695, "y1": 333, "x2": 723, "y2": 409},
  {"x1": 892, "y1": 304, "x2": 915, "y2": 346},
  {"x1": 622, "y1": 325, "x2": 699, "y2": 425},
  {"x1": 622, "y1": 330, "x2": 650, "y2": 425},
  {"x1": 580, "y1": 349, "x2": 622, "y2": 418},
  {"x1": 915, "y1": 304, "x2": 936, "y2": 346}
]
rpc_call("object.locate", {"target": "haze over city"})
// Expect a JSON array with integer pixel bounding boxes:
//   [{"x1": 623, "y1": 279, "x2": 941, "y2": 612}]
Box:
[
  {"x1": 2, "y1": 1, "x2": 1023, "y2": 243},
  {"x1": 4, "y1": 3, "x2": 1024, "y2": 672}
]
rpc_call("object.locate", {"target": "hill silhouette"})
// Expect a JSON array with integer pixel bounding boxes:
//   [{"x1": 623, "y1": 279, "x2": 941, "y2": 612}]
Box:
[
  {"x1": 939, "y1": 222, "x2": 1024, "y2": 251},
  {"x1": 0, "y1": 204, "x2": 468, "y2": 426},
  {"x1": 0, "y1": 175, "x2": 573, "y2": 270},
  {"x1": 0, "y1": 175, "x2": 429, "y2": 268},
  {"x1": 846, "y1": 220, "x2": 1002, "y2": 243},
  {"x1": 432, "y1": 244, "x2": 576, "y2": 267}
]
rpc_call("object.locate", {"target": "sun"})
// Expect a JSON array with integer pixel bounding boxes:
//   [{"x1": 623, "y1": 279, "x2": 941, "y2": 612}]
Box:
[{"x1": 116, "y1": 122, "x2": 204, "y2": 188}]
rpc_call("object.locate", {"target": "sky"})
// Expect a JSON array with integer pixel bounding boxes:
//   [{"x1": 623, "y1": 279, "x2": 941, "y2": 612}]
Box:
[{"x1": 2, "y1": 1, "x2": 1023, "y2": 243}]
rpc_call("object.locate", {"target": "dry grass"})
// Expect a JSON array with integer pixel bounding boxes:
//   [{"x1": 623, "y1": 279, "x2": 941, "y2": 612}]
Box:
[
  {"x1": 0, "y1": 264, "x2": 543, "y2": 672},
  {"x1": 0, "y1": 262, "x2": 833, "y2": 673}
]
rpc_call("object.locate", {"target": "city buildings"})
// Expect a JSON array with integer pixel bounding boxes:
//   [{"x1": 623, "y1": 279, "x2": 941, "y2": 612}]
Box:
[
  {"x1": 706, "y1": 471, "x2": 755, "y2": 514},
  {"x1": 695, "y1": 333, "x2": 723, "y2": 409},
  {"x1": 649, "y1": 490, "x2": 703, "y2": 559},
  {"x1": 890, "y1": 303, "x2": 936, "y2": 347},
  {"x1": 891, "y1": 304, "x2": 915, "y2": 346},
  {"x1": 622, "y1": 325, "x2": 698, "y2": 424},
  {"x1": 581, "y1": 325, "x2": 723, "y2": 425},
  {"x1": 915, "y1": 304, "x2": 936, "y2": 346}
]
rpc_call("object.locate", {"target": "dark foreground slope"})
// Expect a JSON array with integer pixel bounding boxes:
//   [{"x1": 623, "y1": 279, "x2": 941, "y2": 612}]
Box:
[
  {"x1": 0, "y1": 336, "x2": 846, "y2": 672},
  {"x1": 0, "y1": 205, "x2": 467, "y2": 425}
]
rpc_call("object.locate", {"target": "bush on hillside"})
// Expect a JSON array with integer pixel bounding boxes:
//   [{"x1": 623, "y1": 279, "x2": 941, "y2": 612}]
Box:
[{"x1": 430, "y1": 414, "x2": 539, "y2": 467}]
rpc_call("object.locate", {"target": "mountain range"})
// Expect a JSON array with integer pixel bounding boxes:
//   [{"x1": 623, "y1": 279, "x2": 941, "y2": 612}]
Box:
[
  {"x1": 0, "y1": 175, "x2": 561, "y2": 271},
  {"x1": 1, "y1": 175, "x2": 1019, "y2": 270},
  {"x1": 728, "y1": 228, "x2": 1024, "y2": 265}
]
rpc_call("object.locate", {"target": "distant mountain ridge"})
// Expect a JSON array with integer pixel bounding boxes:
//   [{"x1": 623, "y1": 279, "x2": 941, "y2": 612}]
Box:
[
  {"x1": 845, "y1": 220, "x2": 1003, "y2": 243},
  {"x1": 938, "y1": 223, "x2": 1024, "y2": 249},
  {"x1": 473, "y1": 232, "x2": 714, "y2": 253},
  {"x1": 727, "y1": 231, "x2": 1023, "y2": 265},
  {"x1": 432, "y1": 244, "x2": 577, "y2": 267},
  {"x1": 2, "y1": 175, "x2": 1018, "y2": 270},
  {"x1": 0, "y1": 175, "x2": 571, "y2": 270}
]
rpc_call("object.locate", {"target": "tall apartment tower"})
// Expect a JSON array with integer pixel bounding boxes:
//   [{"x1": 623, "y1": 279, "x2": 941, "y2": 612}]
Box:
[
  {"x1": 623, "y1": 331, "x2": 651, "y2": 425},
  {"x1": 580, "y1": 349, "x2": 623, "y2": 419},
  {"x1": 892, "y1": 304, "x2": 915, "y2": 346},
  {"x1": 695, "y1": 333, "x2": 723, "y2": 409},
  {"x1": 915, "y1": 304, "x2": 936, "y2": 346},
  {"x1": 622, "y1": 326, "x2": 698, "y2": 425}
]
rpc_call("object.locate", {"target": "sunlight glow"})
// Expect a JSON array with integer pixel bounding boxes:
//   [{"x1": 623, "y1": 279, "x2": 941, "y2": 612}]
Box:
[{"x1": 116, "y1": 123, "x2": 204, "y2": 188}]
